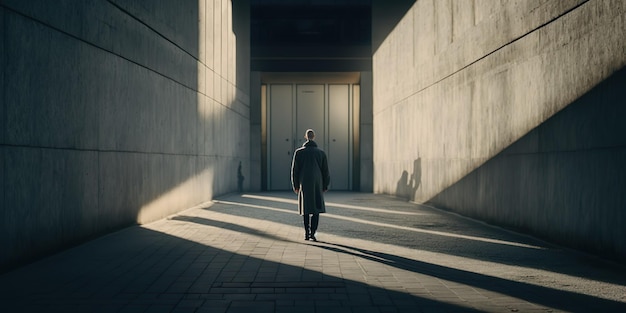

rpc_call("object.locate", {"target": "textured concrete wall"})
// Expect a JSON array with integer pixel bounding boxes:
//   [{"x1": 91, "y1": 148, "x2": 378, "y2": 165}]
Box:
[
  {"x1": 372, "y1": 0, "x2": 626, "y2": 259},
  {"x1": 1, "y1": 0, "x2": 250, "y2": 270},
  {"x1": 430, "y1": 67, "x2": 626, "y2": 259}
]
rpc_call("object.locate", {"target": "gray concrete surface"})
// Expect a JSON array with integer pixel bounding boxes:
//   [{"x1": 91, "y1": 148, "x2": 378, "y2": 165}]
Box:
[
  {"x1": 1, "y1": 192, "x2": 625, "y2": 312},
  {"x1": 372, "y1": 0, "x2": 626, "y2": 260},
  {"x1": 429, "y1": 67, "x2": 626, "y2": 260},
  {"x1": 1, "y1": 1, "x2": 250, "y2": 270}
]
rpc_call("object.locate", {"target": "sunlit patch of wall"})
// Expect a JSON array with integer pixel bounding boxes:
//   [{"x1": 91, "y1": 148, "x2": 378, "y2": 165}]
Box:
[
  {"x1": 374, "y1": 0, "x2": 625, "y2": 201},
  {"x1": 371, "y1": 0, "x2": 626, "y2": 259},
  {"x1": 137, "y1": 167, "x2": 215, "y2": 224},
  {"x1": 429, "y1": 67, "x2": 626, "y2": 260},
  {"x1": 0, "y1": 0, "x2": 250, "y2": 271}
]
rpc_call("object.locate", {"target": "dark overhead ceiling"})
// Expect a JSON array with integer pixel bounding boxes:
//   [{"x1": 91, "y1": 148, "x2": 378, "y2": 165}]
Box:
[{"x1": 250, "y1": 0, "x2": 372, "y2": 72}]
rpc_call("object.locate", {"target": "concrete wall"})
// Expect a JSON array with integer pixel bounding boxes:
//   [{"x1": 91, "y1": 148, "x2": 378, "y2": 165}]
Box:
[
  {"x1": 0, "y1": 0, "x2": 250, "y2": 271},
  {"x1": 430, "y1": 67, "x2": 626, "y2": 259},
  {"x1": 372, "y1": 0, "x2": 626, "y2": 259}
]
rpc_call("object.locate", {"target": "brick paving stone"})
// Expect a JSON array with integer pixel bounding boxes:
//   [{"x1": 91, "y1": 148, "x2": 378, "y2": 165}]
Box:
[{"x1": 275, "y1": 306, "x2": 315, "y2": 313}]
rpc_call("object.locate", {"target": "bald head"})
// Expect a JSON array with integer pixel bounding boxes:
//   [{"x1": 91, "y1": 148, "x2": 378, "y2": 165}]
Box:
[{"x1": 305, "y1": 129, "x2": 315, "y2": 140}]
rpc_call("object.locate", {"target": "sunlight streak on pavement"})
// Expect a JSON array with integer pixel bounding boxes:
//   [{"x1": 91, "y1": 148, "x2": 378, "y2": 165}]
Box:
[
  {"x1": 214, "y1": 199, "x2": 545, "y2": 250},
  {"x1": 162, "y1": 200, "x2": 626, "y2": 303},
  {"x1": 242, "y1": 194, "x2": 425, "y2": 215}
]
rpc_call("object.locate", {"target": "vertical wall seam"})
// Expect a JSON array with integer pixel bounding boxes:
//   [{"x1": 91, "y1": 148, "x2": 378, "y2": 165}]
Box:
[
  {"x1": 450, "y1": 0, "x2": 454, "y2": 44},
  {"x1": 471, "y1": 0, "x2": 476, "y2": 26},
  {"x1": 1, "y1": 6, "x2": 5, "y2": 230}
]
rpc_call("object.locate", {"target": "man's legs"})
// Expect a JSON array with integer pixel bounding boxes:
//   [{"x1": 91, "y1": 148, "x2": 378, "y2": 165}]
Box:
[
  {"x1": 310, "y1": 214, "x2": 319, "y2": 241},
  {"x1": 310, "y1": 214, "x2": 319, "y2": 234},
  {"x1": 303, "y1": 215, "x2": 310, "y2": 240},
  {"x1": 302, "y1": 214, "x2": 319, "y2": 241}
]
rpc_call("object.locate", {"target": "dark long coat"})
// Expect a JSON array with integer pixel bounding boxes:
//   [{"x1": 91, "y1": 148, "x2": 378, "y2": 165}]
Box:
[{"x1": 291, "y1": 140, "x2": 330, "y2": 215}]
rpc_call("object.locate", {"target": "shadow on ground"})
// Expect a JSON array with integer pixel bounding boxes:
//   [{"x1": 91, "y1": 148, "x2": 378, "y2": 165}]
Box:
[
  {"x1": 211, "y1": 192, "x2": 626, "y2": 289},
  {"x1": 0, "y1": 221, "x2": 481, "y2": 312}
]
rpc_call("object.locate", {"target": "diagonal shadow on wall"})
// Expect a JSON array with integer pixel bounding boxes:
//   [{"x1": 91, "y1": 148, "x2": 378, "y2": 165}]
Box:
[
  {"x1": 426, "y1": 66, "x2": 626, "y2": 262},
  {"x1": 0, "y1": 0, "x2": 251, "y2": 273}
]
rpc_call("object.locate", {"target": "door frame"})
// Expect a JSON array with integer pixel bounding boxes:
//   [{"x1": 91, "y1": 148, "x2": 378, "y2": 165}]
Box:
[{"x1": 261, "y1": 72, "x2": 361, "y2": 191}]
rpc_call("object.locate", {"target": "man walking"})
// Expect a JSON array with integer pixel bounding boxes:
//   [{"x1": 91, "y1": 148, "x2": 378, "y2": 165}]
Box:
[{"x1": 291, "y1": 129, "x2": 330, "y2": 241}]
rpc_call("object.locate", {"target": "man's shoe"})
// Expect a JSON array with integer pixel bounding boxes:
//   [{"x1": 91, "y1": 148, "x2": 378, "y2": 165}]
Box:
[
  {"x1": 310, "y1": 235, "x2": 317, "y2": 242},
  {"x1": 305, "y1": 234, "x2": 310, "y2": 240}
]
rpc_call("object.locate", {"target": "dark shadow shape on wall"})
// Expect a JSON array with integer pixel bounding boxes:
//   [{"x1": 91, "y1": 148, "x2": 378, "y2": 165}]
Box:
[
  {"x1": 396, "y1": 157, "x2": 421, "y2": 200},
  {"x1": 427, "y1": 66, "x2": 626, "y2": 262},
  {"x1": 0, "y1": 0, "x2": 251, "y2": 273},
  {"x1": 372, "y1": 0, "x2": 417, "y2": 53},
  {"x1": 237, "y1": 161, "x2": 245, "y2": 192}
]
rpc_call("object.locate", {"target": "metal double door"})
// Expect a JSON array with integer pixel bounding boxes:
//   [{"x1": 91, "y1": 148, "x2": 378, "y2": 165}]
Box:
[{"x1": 268, "y1": 84, "x2": 351, "y2": 190}]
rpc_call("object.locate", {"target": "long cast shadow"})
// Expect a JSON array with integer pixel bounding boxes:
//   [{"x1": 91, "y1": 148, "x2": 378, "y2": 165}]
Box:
[
  {"x1": 170, "y1": 213, "x2": 626, "y2": 312},
  {"x1": 314, "y1": 242, "x2": 626, "y2": 313},
  {"x1": 171, "y1": 214, "x2": 291, "y2": 243},
  {"x1": 211, "y1": 193, "x2": 626, "y2": 286},
  {"x1": 0, "y1": 221, "x2": 483, "y2": 312}
]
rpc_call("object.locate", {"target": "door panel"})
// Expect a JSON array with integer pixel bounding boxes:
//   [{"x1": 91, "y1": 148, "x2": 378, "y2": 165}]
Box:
[
  {"x1": 267, "y1": 83, "x2": 352, "y2": 190},
  {"x1": 296, "y1": 85, "x2": 325, "y2": 150},
  {"x1": 329, "y1": 85, "x2": 350, "y2": 190},
  {"x1": 269, "y1": 85, "x2": 293, "y2": 190}
]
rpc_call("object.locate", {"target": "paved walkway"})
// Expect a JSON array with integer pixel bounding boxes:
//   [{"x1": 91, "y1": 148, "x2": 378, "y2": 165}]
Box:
[{"x1": 1, "y1": 192, "x2": 625, "y2": 313}]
